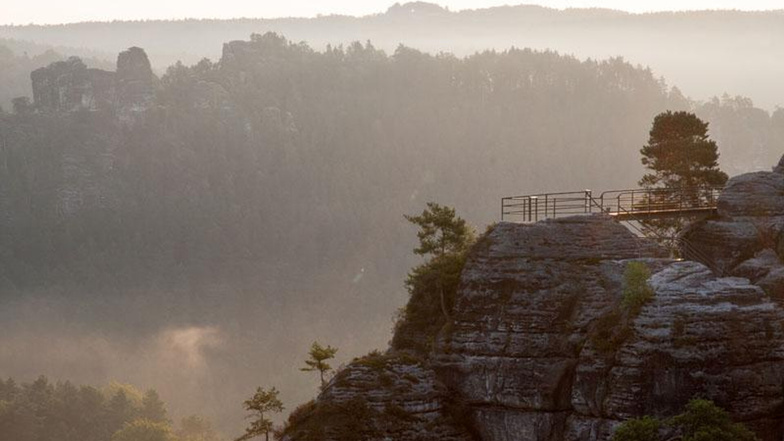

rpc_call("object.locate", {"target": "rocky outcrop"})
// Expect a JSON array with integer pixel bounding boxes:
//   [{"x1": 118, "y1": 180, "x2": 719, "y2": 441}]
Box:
[
  {"x1": 287, "y1": 156, "x2": 784, "y2": 441},
  {"x1": 281, "y1": 352, "x2": 474, "y2": 441},
  {"x1": 31, "y1": 57, "x2": 116, "y2": 112},
  {"x1": 30, "y1": 48, "x2": 156, "y2": 116},
  {"x1": 115, "y1": 47, "x2": 155, "y2": 115},
  {"x1": 683, "y1": 154, "x2": 784, "y2": 298}
]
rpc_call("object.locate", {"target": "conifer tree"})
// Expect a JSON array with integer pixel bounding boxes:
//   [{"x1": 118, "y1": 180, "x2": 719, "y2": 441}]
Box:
[
  {"x1": 235, "y1": 387, "x2": 284, "y2": 441},
  {"x1": 638, "y1": 111, "x2": 728, "y2": 249},
  {"x1": 300, "y1": 342, "x2": 338, "y2": 387}
]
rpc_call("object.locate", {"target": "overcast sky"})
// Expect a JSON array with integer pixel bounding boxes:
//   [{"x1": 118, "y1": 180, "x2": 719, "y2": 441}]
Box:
[{"x1": 2, "y1": 0, "x2": 782, "y2": 25}]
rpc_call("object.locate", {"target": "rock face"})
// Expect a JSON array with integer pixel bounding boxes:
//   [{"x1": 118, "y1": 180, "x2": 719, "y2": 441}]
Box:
[
  {"x1": 288, "y1": 157, "x2": 784, "y2": 441},
  {"x1": 115, "y1": 47, "x2": 155, "y2": 114},
  {"x1": 31, "y1": 57, "x2": 116, "y2": 112},
  {"x1": 294, "y1": 352, "x2": 474, "y2": 441},
  {"x1": 30, "y1": 48, "x2": 155, "y2": 115},
  {"x1": 683, "y1": 154, "x2": 784, "y2": 298}
]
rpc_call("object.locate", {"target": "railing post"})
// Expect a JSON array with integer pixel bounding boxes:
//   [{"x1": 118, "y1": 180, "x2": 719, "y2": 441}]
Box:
[
  {"x1": 531, "y1": 196, "x2": 539, "y2": 222},
  {"x1": 553, "y1": 198, "x2": 557, "y2": 218},
  {"x1": 527, "y1": 197, "x2": 532, "y2": 222},
  {"x1": 544, "y1": 194, "x2": 548, "y2": 219},
  {"x1": 585, "y1": 190, "x2": 592, "y2": 213}
]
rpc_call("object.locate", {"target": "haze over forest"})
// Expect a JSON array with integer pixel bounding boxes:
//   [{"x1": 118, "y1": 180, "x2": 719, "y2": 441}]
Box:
[
  {"x1": 0, "y1": 2, "x2": 782, "y2": 438},
  {"x1": 2, "y1": 3, "x2": 784, "y2": 110}
]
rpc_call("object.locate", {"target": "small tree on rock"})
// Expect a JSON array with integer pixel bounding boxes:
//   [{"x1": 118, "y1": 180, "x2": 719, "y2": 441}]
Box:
[
  {"x1": 404, "y1": 202, "x2": 475, "y2": 320},
  {"x1": 300, "y1": 342, "x2": 338, "y2": 388},
  {"x1": 404, "y1": 202, "x2": 474, "y2": 258},
  {"x1": 236, "y1": 387, "x2": 284, "y2": 441}
]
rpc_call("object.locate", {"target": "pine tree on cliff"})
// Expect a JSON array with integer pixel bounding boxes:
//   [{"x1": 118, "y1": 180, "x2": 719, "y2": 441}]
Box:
[
  {"x1": 235, "y1": 387, "x2": 284, "y2": 441},
  {"x1": 404, "y1": 202, "x2": 475, "y2": 320},
  {"x1": 300, "y1": 341, "x2": 338, "y2": 388},
  {"x1": 639, "y1": 111, "x2": 728, "y2": 249},
  {"x1": 640, "y1": 111, "x2": 728, "y2": 191}
]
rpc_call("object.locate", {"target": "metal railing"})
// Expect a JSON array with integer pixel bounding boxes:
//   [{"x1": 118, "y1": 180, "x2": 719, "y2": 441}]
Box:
[{"x1": 501, "y1": 186, "x2": 723, "y2": 223}]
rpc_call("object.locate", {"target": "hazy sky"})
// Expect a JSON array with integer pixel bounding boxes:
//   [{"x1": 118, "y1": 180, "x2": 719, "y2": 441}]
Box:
[{"x1": 2, "y1": 0, "x2": 782, "y2": 25}]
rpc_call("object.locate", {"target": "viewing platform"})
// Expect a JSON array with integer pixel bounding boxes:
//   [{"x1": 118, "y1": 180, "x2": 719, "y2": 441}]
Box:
[{"x1": 501, "y1": 187, "x2": 723, "y2": 223}]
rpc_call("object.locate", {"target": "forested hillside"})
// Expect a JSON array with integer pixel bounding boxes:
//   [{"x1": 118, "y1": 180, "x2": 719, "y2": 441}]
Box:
[
  {"x1": 0, "y1": 33, "x2": 781, "y2": 433},
  {"x1": 0, "y1": 376, "x2": 220, "y2": 441},
  {"x1": 2, "y1": 3, "x2": 783, "y2": 109}
]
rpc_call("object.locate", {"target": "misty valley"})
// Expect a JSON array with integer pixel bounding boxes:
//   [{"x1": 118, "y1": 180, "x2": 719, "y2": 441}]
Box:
[{"x1": 1, "y1": 2, "x2": 784, "y2": 441}]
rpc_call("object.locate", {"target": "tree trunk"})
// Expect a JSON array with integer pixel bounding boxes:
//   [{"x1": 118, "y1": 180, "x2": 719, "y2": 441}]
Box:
[{"x1": 438, "y1": 278, "x2": 450, "y2": 320}]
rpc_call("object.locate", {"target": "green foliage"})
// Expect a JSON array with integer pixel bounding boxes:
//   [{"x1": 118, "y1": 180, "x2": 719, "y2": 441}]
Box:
[
  {"x1": 393, "y1": 204, "x2": 477, "y2": 354},
  {"x1": 672, "y1": 399, "x2": 757, "y2": 441},
  {"x1": 112, "y1": 419, "x2": 176, "y2": 441},
  {"x1": 177, "y1": 415, "x2": 221, "y2": 441},
  {"x1": 611, "y1": 416, "x2": 661, "y2": 441},
  {"x1": 141, "y1": 389, "x2": 170, "y2": 423},
  {"x1": 392, "y1": 249, "x2": 470, "y2": 353},
  {"x1": 622, "y1": 262, "x2": 655, "y2": 314},
  {"x1": 590, "y1": 262, "x2": 654, "y2": 354},
  {"x1": 612, "y1": 399, "x2": 758, "y2": 441},
  {"x1": 0, "y1": 376, "x2": 172, "y2": 441},
  {"x1": 236, "y1": 386, "x2": 284, "y2": 441},
  {"x1": 300, "y1": 342, "x2": 338, "y2": 387},
  {"x1": 279, "y1": 397, "x2": 380, "y2": 441},
  {"x1": 640, "y1": 111, "x2": 728, "y2": 190},
  {"x1": 639, "y1": 111, "x2": 729, "y2": 249},
  {"x1": 404, "y1": 202, "x2": 475, "y2": 258}
]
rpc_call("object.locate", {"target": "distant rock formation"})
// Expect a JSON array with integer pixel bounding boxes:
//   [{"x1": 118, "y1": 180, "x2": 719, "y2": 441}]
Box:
[
  {"x1": 30, "y1": 47, "x2": 155, "y2": 116},
  {"x1": 284, "y1": 156, "x2": 784, "y2": 441},
  {"x1": 115, "y1": 47, "x2": 155, "y2": 114},
  {"x1": 31, "y1": 57, "x2": 115, "y2": 112}
]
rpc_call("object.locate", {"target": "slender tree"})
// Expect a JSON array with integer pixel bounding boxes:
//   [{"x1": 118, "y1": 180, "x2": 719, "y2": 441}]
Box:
[
  {"x1": 236, "y1": 387, "x2": 284, "y2": 441},
  {"x1": 404, "y1": 203, "x2": 475, "y2": 320},
  {"x1": 300, "y1": 342, "x2": 338, "y2": 387}
]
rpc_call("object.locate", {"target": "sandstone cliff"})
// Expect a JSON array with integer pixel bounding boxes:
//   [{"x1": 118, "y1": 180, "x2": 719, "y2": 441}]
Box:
[
  {"x1": 283, "y1": 156, "x2": 784, "y2": 441},
  {"x1": 683, "y1": 155, "x2": 784, "y2": 300},
  {"x1": 30, "y1": 47, "x2": 156, "y2": 116}
]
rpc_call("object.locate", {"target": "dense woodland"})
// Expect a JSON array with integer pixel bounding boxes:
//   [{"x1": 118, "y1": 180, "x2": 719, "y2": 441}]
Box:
[
  {"x1": 0, "y1": 32, "x2": 782, "y2": 433},
  {"x1": 0, "y1": 376, "x2": 220, "y2": 441},
  {"x1": 0, "y1": 33, "x2": 782, "y2": 287}
]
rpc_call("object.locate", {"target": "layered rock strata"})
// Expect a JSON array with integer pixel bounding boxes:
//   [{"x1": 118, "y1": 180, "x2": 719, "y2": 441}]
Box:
[
  {"x1": 283, "y1": 163, "x2": 784, "y2": 441},
  {"x1": 683, "y1": 154, "x2": 784, "y2": 299}
]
